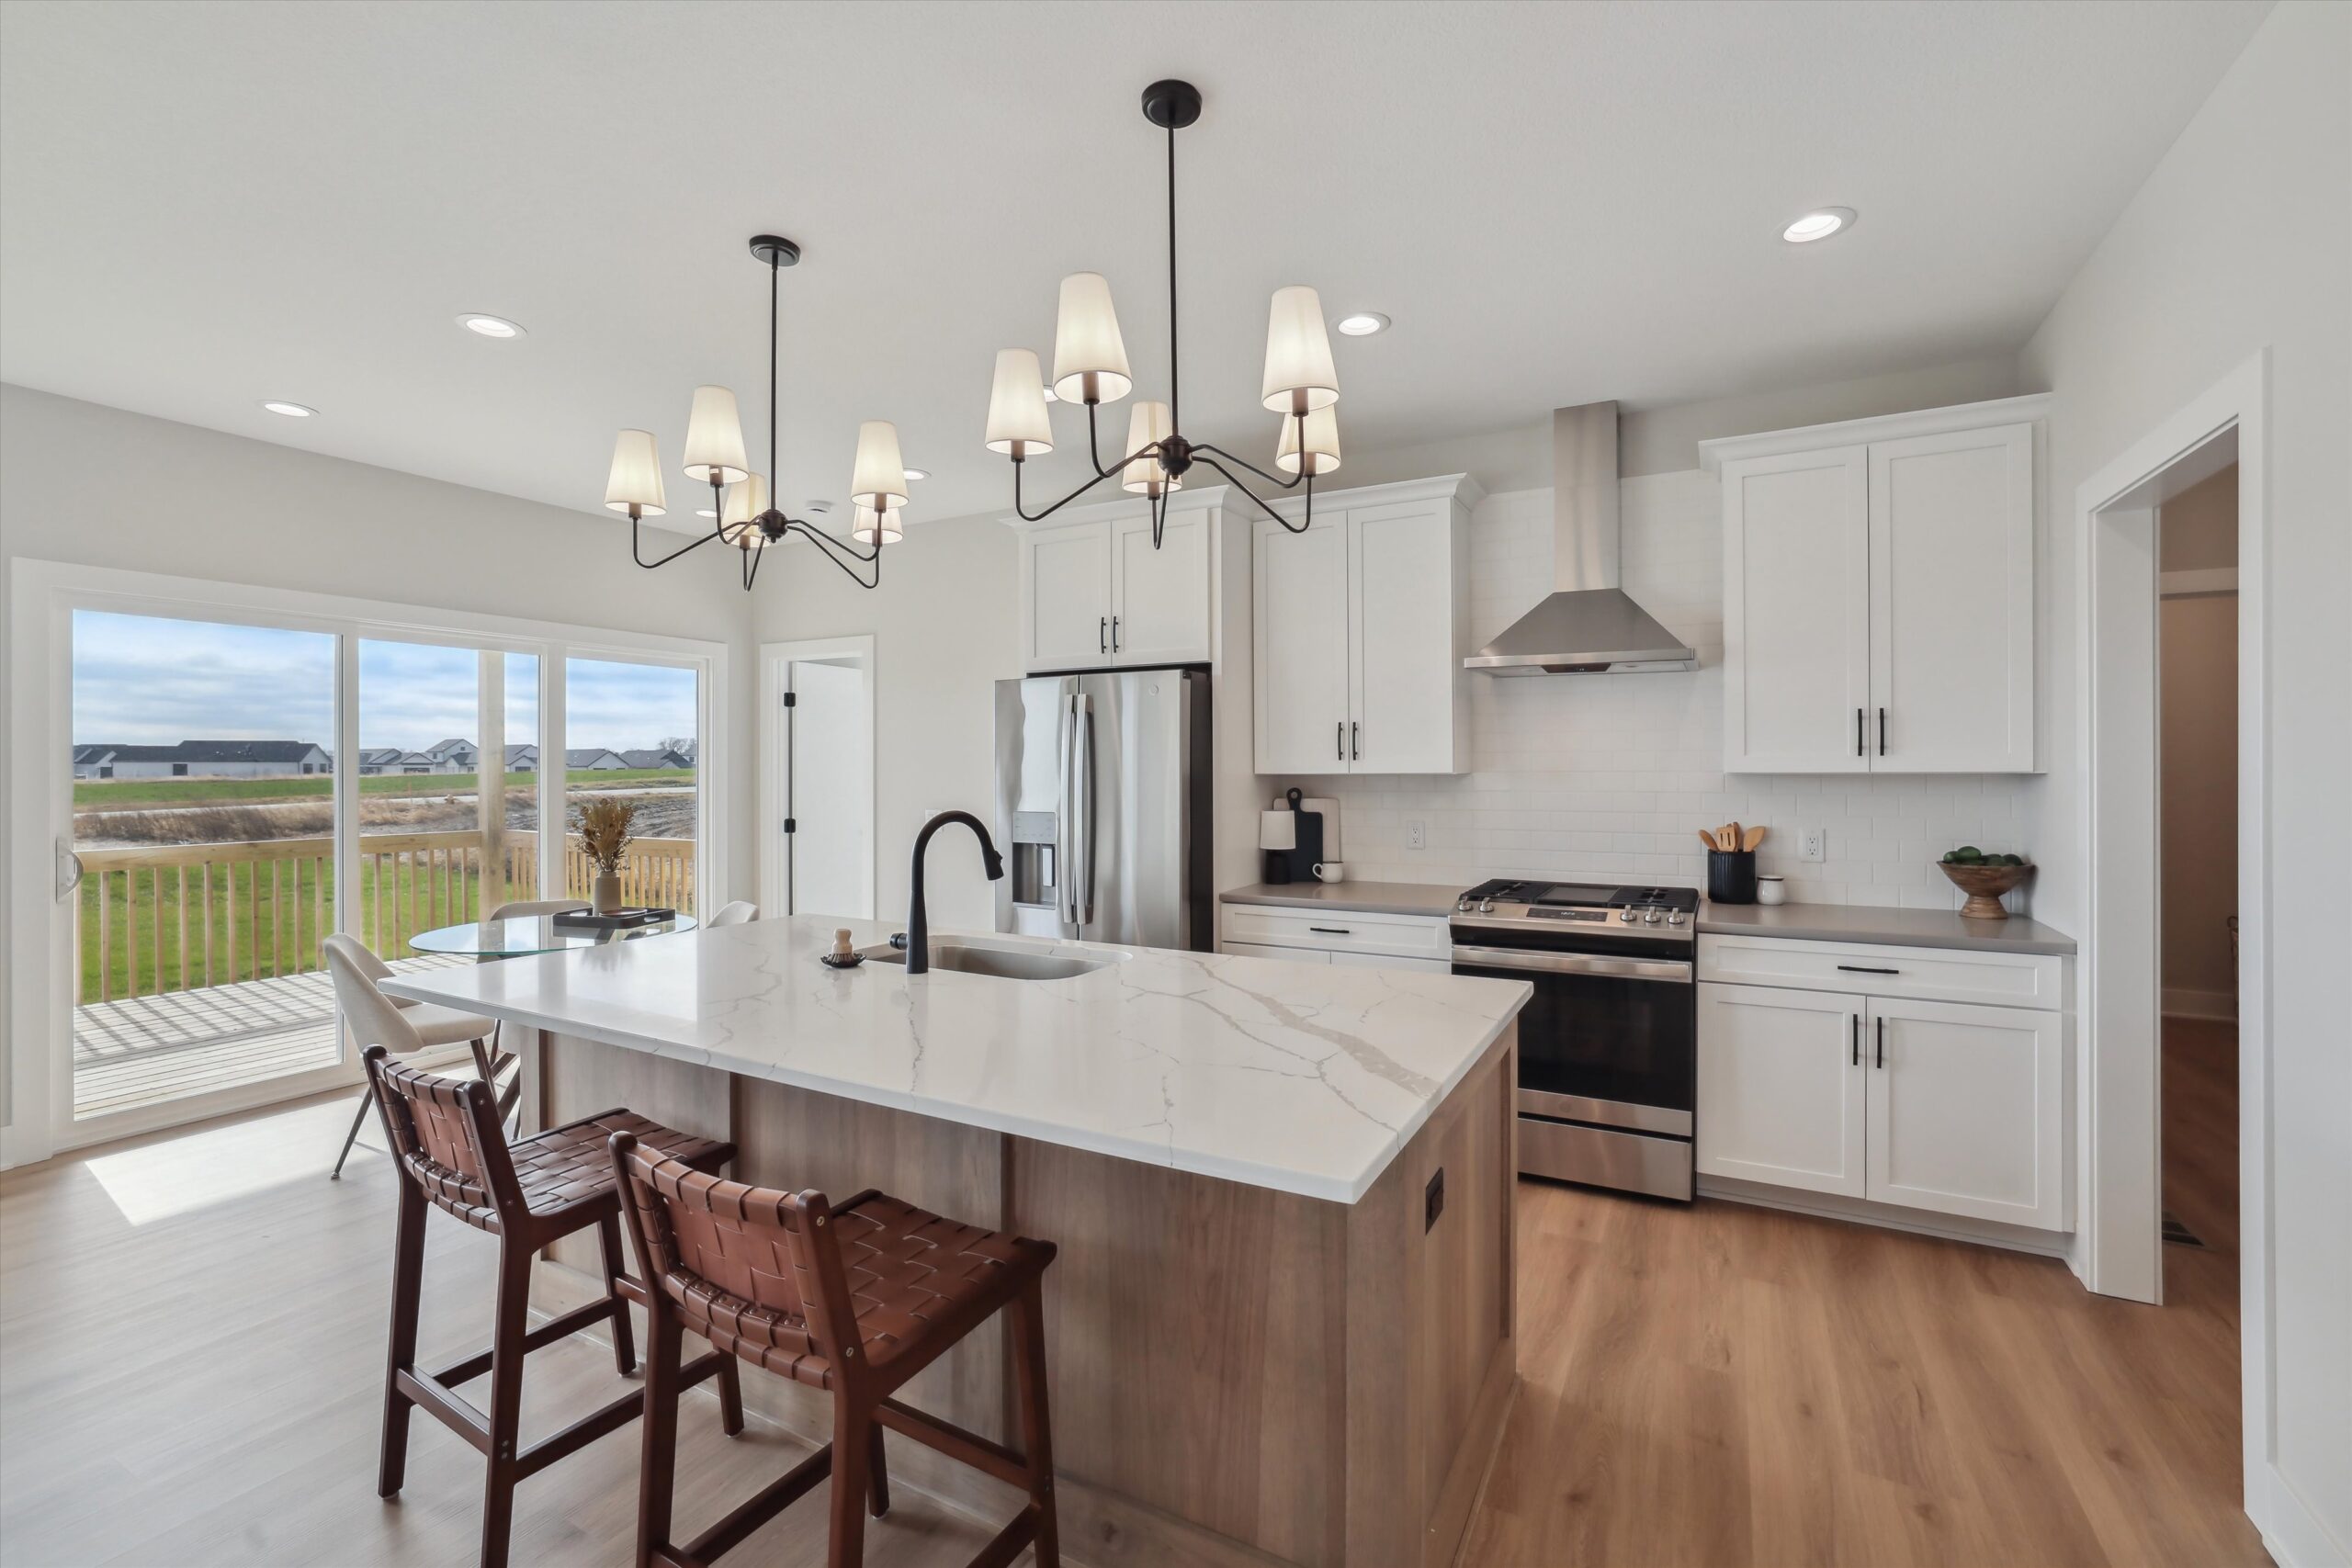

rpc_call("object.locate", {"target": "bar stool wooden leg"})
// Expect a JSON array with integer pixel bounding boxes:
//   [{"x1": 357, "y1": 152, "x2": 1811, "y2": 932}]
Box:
[
  {"x1": 1011, "y1": 1280, "x2": 1060, "y2": 1568},
  {"x1": 378, "y1": 1180, "x2": 426, "y2": 1497},
  {"x1": 478, "y1": 1242, "x2": 534, "y2": 1568},
  {"x1": 636, "y1": 1314, "x2": 683, "y2": 1568},
  {"x1": 594, "y1": 1212, "x2": 639, "y2": 1377},
  {"x1": 865, "y1": 1425, "x2": 890, "y2": 1518},
  {"x1": 716, "y1": 1350, "x2": 745, "y2": 1438},
  {"x1": 826, "y1": 1403, "x2": 871, "y2": 1568}
]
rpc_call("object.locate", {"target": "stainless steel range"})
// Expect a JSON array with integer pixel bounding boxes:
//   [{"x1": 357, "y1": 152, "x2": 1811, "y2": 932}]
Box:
[{"x1": 1448, "y1": 879, "x2": 1698, "y2": 1201}]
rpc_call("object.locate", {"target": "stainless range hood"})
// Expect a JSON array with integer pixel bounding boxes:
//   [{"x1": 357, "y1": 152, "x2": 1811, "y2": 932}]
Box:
[{"x1": 1464, "y1": 401, "x2": 1697, "y2": 675}]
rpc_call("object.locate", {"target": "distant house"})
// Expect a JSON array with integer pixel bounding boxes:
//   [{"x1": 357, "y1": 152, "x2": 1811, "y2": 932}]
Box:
[
  {"x1": 425, "y1": 738, "x2": 479, "y2": 773},
  {"x1": 503, "y1": 743, "x2": 538, "y2": 772},
  {"x1": 74, "y1": 739, "x2": 330, "y2": 779},
  {"x1": 619, "y1": 748, "x2": 694, "y2": 771},
  {"x1": 564, "y1": 748, "x2": 628, "y2": 771},
  {"x1": 356, "y1": 748, "x2": 406, "y2": 775},
  {"x1": 396, "y1": 751, "x2": 438, "y2": 774}
]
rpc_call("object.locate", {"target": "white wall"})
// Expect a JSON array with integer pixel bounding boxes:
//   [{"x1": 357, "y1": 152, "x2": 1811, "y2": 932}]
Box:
[
  {"x1": 1, "y1": 385, "x2": 758, "y2": 1131},
  {"x1": 2016, "y1": 3, "x2": 2349, "y2": 1555},
  {"x1": 1270, "y1": 473, "x2": 2034, "y2": 907}
]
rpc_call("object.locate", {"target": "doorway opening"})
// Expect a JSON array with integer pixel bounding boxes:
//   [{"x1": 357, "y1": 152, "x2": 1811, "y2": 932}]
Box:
[
  {"x1": 761, "y1": 637, "x2": 876, "y2": 920},
  {"x1": 2154, "y1": 462, "x2": 2239, "y2": 1306}
]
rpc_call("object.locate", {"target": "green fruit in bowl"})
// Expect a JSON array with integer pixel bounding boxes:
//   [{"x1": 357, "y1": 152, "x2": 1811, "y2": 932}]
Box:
[{"x1": 1951, "y1": 846, "x2": 1984, "y2": 863}]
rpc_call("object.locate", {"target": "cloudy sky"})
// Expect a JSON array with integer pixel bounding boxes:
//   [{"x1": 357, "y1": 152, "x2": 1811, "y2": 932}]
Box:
[{"x1": 73, "y1": 612, "x2": 696, "y2": 754}]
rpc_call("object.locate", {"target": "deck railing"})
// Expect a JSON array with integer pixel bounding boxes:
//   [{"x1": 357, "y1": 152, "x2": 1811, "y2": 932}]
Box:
[{"x1": 75, "y1": 831, "x2": 696, "y2": 1004}]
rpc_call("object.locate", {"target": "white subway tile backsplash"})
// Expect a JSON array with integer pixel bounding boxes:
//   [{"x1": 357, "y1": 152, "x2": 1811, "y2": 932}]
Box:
[{"x1": 1271, "y1": 472, "x2": 2036, "y2": 912}]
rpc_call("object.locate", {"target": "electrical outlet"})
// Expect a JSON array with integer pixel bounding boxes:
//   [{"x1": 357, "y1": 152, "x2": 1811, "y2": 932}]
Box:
[
  {"x1": 1799, "y1": 829, "x2": 1826, "y2": 863},
  {"x1": 1405, "y1": 818, "x2": 1426, "y2": 851}
]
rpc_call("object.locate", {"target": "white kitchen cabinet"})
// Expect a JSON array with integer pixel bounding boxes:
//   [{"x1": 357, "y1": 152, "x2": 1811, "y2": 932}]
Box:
[
  {"x1": 1702, "y1": 397, "x2": 2045, "y2": 774},
  {"x1": 1250, "y1": 475, "x2": 1476, "y2": 775},
  {"x1": 1013, "y1": 501, "x2": 1213, "y2": 673},
  {"x1": 1218, "y1": 900, "x2": 1453, "y2": 965},
  {"x1": 1696, "y1": 982, "x2": 1866, "y2": 1198},
  {"x1": 1864, "y1": 995, "x2": 2065, "y2": 1229}
]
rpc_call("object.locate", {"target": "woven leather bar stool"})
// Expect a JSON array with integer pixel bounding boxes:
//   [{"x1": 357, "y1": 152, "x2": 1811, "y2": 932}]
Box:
[
  {"x1": 362, "y1": 1046, "x2": 745, "y2": 1568},
  {"x1": 610, "y1": 1132, "x2": 1061, "y2": 1568}
]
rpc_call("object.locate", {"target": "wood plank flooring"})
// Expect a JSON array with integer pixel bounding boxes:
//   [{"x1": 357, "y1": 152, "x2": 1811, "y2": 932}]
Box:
[{"x1": 0, "y1": 1018, "x2": 2264, "y2": 1567}]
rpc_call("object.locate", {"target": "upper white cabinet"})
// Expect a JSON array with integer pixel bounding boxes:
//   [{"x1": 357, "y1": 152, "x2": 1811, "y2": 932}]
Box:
[
  {"x1": 1013, "y1": 499, "x2": 1212, "y2": 671},
  {"x1": 1702, "y1": 397, "x2": 2045, "y2": 774},
  {"x1": 1251, "y1": 475, "x2": 1477, "y2": 775}
]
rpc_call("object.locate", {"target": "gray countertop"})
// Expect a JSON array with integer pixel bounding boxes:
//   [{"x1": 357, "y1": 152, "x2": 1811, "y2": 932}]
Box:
[{"x1": 1222, "y1": 882, "x2": 2075, "y2": 955}]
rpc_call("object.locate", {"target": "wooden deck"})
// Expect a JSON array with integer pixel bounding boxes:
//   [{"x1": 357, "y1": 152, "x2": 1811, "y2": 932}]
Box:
[{"x1": 72, "y1": 955, "x2": 470, "y2": 1120}]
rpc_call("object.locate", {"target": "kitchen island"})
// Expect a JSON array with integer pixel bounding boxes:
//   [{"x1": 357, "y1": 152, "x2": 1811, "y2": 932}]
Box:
[{"x1": 387, "y1": 916, "x2": 1530, "y2": 1568}]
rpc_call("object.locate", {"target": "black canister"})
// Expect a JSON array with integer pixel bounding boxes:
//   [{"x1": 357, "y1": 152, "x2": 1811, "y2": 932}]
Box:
[{"x1": 1708, "y1": 849, "x2": 1758, "y2": 905}]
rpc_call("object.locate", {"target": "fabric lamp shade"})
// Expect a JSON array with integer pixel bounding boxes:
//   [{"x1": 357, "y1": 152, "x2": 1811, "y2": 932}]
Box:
[
  {"x1": 682, "y1": 385, "x2": 750, "y2": 484},
  {"x1": 1260, "y1": 285, "x2": 1340, "y2": 414},
  {"x1": 1121, "y1": 401, "x2": 1180, "y2": 494},
  {"x1": 985, "y1": 348, "x2": 1055, "y2": 456},
  {"x1": 1258, "y1": 809, "x2": 1297, "y2": 852},
  {"x1": 720, "y1": 473, "x2": 769, "y2": 534},
  {"x1": 1050, "y1": 272, "x2": 1133, "y2": 404},
  {"x1": 604, "y1": 429, "x2": 666, "y2": 515},
  {"x1": 1275, "y1": 405, "x2": 1342, "y2": 477},
  {"x1": 851, "y1": 502, "x2": 905, "y2": 546},
  {"x1": 849, "y1": 420, "x2": 909, "y2": 512}
]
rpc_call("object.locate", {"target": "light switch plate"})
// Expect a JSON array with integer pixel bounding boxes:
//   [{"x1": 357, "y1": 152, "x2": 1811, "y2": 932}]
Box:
[
  {"x1": 1406, "y1": 818, "x2": 1426, "y2": 851},
  {"x1": 1799, "y1": 829, "x2": 1826, "y2": 862}
]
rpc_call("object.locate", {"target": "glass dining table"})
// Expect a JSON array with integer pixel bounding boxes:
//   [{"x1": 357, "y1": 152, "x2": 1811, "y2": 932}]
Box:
[{"x1": 407, "y1": 912, "x2": 697, "y2": 959}]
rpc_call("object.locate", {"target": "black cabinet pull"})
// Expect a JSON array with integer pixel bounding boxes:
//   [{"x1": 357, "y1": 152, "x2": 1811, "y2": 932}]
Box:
[
  {"x1": 1838, "y1": 964, "x2": 1901, "y2": 975},
  {"x1": 1336, "y1": 720, "x2": 1344, "y2": 761},
  {"x1": 1878, "y1": 706, "x2": 1886, "y2": 756},
  {"x1": 1351, "y1": 720, "x2": 1360, "y2": 761},
  {"x1": 1856, "y1": 707, "x2": 1864, "y2": 757},
  {"x1": 1099, "y1": 617, "x2": 1107, "y2": 654},
  {"x1": 1112, "y1": 615, "x2": 1121, "y2": 651},
  {"x1": 1875, "y1": 1016, "x2": 1885, "y2": 1069},
  {"x1": 1309, "y1": 926, "x2": 1352, "y2": 935},
  {"x1": 1850, "y1": 1013, "x2": 1860, "y2": 1066}
]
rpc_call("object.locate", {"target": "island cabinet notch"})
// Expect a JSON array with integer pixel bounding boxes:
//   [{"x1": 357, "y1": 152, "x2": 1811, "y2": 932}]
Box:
[{"x1": 526, "y1": 1020, "x2": 1520, "y2": 1568}]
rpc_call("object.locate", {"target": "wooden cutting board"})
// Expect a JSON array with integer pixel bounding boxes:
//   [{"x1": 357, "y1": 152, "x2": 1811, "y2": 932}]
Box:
[{"x1": 1271, "y1": 795, "x2": 1341, "y2": 863}]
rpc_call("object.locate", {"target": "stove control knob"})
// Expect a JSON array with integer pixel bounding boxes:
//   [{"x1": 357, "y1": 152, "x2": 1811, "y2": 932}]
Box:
[
  {"x1": 1618, "y1": 908, "x2": 1636, "y2": 923},
  {"x1": 1477, "y1": 899, "x2": 1496, "y2": 914},
  {"x1": 1455, "y1": 898, "x2": 1471, "y2": 913},
  {"x1": 1643, "y1": 908, "x2": 1663, "y2": 925},
  {"x1": 1666, "y1": 910, "x2": 1687, "y2": 927}
]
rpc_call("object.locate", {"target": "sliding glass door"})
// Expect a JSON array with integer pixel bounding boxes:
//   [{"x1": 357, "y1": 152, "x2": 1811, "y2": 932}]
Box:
[{"x1": 562, "y1": 656, "x2": 701, "y2": 915}]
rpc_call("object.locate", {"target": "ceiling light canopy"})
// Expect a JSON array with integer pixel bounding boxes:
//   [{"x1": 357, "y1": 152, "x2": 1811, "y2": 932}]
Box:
[
  {"x1": 458, "y1": 313, "x2": 525, "y2": 338},
  {"x1": 982, "y1": 78, "x2": 1349, "y2": 547},
  {"x1": 602, "y1": 235, "x2": 902, "y2": 591},
  {"x1": 901, "y1": 466, "x2": 930, "y2": 481},
  {"x1": 1334, "y1": 312, "x2": 1390, "y2": 337},
  {"x1": 261, "y1": 400, "x2": 315, "y2": 417},
  {"x1": 1781, "y1": 207, "x2": 1856, "y2": 243}
]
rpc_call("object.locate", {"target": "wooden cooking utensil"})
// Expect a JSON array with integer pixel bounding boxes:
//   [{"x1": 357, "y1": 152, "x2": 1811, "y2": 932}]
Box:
[
  {"x1": 1725, "y1": 822, "x2": 1743, "y2": 855},
  {"x1": 1743, "y1": 825, "x2": 1766, "y2": 851},
  {"x1": 1699, "y1": 829, "x2": 1722, "y2": 851}
]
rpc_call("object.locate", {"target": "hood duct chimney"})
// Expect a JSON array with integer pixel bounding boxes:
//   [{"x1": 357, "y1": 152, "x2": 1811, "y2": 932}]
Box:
[{"x1": 1463, "y1": 401, "x2": 1697, "y2": 675}]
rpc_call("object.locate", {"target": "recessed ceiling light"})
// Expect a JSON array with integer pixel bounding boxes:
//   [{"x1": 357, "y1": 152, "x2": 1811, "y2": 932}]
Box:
[
  {"x1": 695, "y1": 507, "x2": 718, "y2": 518},
  {"x1": 902, "y1": 466, "x2": 930, "y2": 481},
  {"x1": 1335, "y1": 311, "x2": 1390, "y2": 337},
  {"x1": 458, "y1": 313, "x2": 526, "y2": 338},
  {"x1": 1781, "y1": 208, "x2": 1856, "y2": 244},
  {"x1": 261, "y1": 400, "x2": 315, "y2": 417}
]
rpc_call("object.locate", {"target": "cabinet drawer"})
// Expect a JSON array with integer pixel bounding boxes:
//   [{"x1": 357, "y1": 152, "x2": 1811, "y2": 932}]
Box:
[
  {"x1": 1219, "y1": 903, "x2": 1451, "y2": 963},
  {"x1": 1698, "y1": 934, "x2": 2063, "y2": 1009}
]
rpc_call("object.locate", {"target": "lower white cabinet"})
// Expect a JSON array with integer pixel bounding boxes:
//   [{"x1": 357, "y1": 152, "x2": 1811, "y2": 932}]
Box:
[
  {"x1": 1698, "y1": 968, "x2": 2068, "y2": 1232},
  {"x1": 1218, "y1": 902, "x2": 1452, "y2": 974}
]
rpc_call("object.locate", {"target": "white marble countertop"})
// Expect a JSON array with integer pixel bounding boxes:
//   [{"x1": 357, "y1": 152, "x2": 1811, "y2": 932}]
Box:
[{"x1": 383, "y1": 916, "x2": 1530, "y2": 1205}]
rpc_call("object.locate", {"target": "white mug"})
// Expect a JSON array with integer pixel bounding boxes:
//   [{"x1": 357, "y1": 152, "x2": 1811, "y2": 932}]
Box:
[
  {"x1": 1314, "y1": 861, "x2": 1347, "y2": 884},
  {"x1": 1757, "y1": 875, "x2": 1786, "y2": 906}
]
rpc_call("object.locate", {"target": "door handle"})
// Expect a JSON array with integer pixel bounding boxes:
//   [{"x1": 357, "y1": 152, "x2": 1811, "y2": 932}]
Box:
[
  {"x1": 1838, "y1": 964, "x2": 1901, "y2": 975},
  {"x1": 1100, "y1": 617, "x2": 1108, "y2": 655},
  {"x1": 56, "y1": 840, "x2": 85, "y2": 902},
  {"x1": 1057, "y1": 694, "x2": 1078, "y2": 925},
  {"x1": 1875, "y1": 1015, "x2": 1885, "y2": 1069},
  {"x1": 1851, "y1": 1013, "x2": 1860, "y2": 1066},
  {"x1": 1878, "y1": 706, "x2": 1886, "y2": 756},
  {"x1": 1074, "y1": 692, "x2": 1097, "y2": 926},
  {"x1": 1111, "y1": 615, "x2": 1120, "y2": 652},
  {"x1": 1856, "y1": 707, "x2": 1864, "y2": 758},
  {"x1": 1351, "y1": 720, "x2": 1360, "y2": 761},
  {"x1": 1309, "y1": 926, "x2": 1352, "y2": 936},
  {"x1": 1336, "y1": 720, "x2": 1344, "y2": 762}
]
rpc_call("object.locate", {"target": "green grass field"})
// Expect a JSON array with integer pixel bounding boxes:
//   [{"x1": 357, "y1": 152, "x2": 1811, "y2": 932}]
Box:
[{"x1": 74, "y1": 768, "x2": 690, "y2": 808}]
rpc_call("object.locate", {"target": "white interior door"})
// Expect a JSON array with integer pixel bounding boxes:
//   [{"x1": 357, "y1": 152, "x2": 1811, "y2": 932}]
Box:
[
  {"x1": 1347, "y1": 501, "x2": 1458, "y2": 773},
  {"x1": 1864, "y1": 996, "x2": 2066, "y2": 1229},
  {"x1": 1109, "y1": 510, "x2": 1209, "y2": 665},
  {"x1": 1721, "y1": 446, "x2": 1871, "y2": 773},
  {"x1": 1868, "y1": 423, "x2": 2035, "y2": 772},
  {"x1": 1696, "y1": 982, "x2": 1866, "y2": 1196},
  {"x1": 786, "y1": 657, "x2": 873, "y2": 919},
  {"x1": 1022, "y1": 521, "x2": 1112, "y2": 671},
  {"x1": 1251, "y1": 513, "x2": 1351, "y2": 774}
]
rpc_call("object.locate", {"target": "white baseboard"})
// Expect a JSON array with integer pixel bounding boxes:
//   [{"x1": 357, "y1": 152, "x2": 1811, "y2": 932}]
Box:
[
  {"x1": 2162, "y1": 986, "x2": 2239, "y2": 1021},
  {"x1": 2256, "y1": 1457, "x2": 2351, "y2": 1567},
  {"x1": 1698, "y1": 1177, "x2": 2074, "y2": 1262}
]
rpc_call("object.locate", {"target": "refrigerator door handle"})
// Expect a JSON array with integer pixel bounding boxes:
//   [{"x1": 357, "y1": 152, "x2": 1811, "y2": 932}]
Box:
[
  {"x1": 1056, "y1": 693, "x2": 1078, "y2": 926},
  {"x1": 1073, "y1": 691, "x2": 1097, "y2": 925}
]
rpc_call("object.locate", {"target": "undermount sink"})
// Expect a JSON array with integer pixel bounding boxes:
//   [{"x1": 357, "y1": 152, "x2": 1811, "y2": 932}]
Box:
[{"x1": 872, "y1": 939, "x2": 1114, "y2": 981}]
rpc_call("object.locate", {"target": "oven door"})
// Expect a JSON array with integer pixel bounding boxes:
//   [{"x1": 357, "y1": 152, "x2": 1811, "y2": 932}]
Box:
[{"x1": 1449, "y1": 945, "x2": 1695, "y2": 1136}]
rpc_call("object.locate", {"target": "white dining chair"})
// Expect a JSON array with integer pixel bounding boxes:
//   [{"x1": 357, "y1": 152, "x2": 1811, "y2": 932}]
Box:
[
  {"x1": 707, "y1": 900, "x2": 759, "y2": 927},
  {"x1": 322, "y1": 934, "x2": 496, "y2": 1179},
  {"x1": 488, "y1": 897, "x2": 589, "y2": 922}
]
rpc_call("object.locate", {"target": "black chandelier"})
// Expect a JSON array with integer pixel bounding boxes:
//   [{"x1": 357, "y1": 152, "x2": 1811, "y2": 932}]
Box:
[
  {"x1": 982, "y1": 80, "x2": 1343, "y2": 547},
  {"x1": 602, "y1": 236, "x2": 907, "y2": 591}
]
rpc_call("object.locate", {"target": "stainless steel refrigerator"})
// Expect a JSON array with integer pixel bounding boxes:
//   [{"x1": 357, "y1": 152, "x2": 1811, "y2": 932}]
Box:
[{"x1": 993, "y1": 669, "x2": 1212, "y2": 950}]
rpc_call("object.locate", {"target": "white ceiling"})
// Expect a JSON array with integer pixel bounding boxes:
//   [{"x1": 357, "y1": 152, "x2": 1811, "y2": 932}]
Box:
[{"x1": 0, "y1": 1, "x2": 2268, "y2": 527}]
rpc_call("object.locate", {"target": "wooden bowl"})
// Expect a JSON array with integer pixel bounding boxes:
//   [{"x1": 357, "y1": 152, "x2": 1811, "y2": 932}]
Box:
[{"x1": 1938, "y1": 860, "x2": 2032, "y2": 919}]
